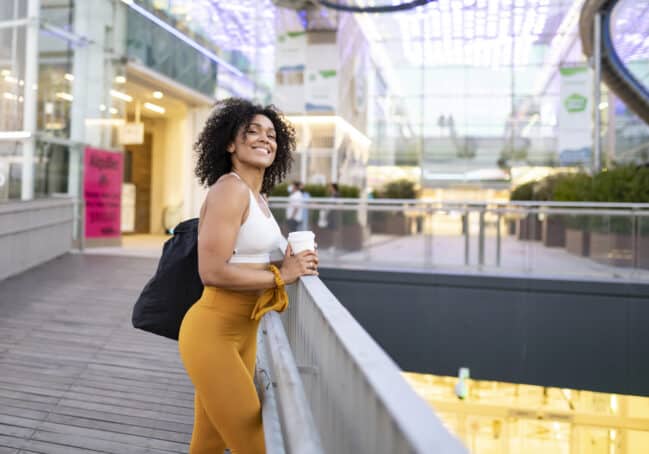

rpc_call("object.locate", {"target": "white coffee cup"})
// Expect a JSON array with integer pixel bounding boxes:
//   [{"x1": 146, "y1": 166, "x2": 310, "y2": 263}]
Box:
[{"x1": 288, "y1": 231, "x2": 315, "y2": 254}]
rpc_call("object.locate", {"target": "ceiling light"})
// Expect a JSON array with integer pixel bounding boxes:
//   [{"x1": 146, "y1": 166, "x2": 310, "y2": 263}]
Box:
[
  {"x1": 64, "y1": 73, "x2": 74, "y2": 81},
  {"x1": 99, "y1": 104, "x2": 106, "y2": 111},
  {"x1": 0, "y1": 69, "x2": 9, "y2": 76},
  {"x1": 3, "y1": 92, "x2": 17, "y2": 101},
  {"x1": 109, "y1": 107, "x2": 119, "y2": 115},
  {"x1": 115, "y1": 75, "x2": 127, "y2": 84},
  {"x1": 152, "y1": 91, "x2": 164, "y2": 99},
  {"x1": 110, "y1": 89, "x2": 133, "y2": 102},
  {"x1": 4, "y1": 75, "x2": 17, "y2": 84},
  {"x1": 144, "y1": 102, "x2": 165, "y2": 114},
  {"x1": 56, "y1": 92, "x2": 74, "y2": 101}
]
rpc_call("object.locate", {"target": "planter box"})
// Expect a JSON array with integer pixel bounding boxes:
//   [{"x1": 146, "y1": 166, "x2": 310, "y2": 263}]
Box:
[
  {"x1": 312, "y1": 226, "x2": 334, "y2": 249},
  {"x1": 542, "y1": 216, "x2": 566, "y2": 248},
  {"x1": 341, "y1": 223, "x2": 364, "y2": 251},
  {"x1": 565, "y1": 228, "x2": 590, "y2": 257},
  {"x1": 590, "y1": 232, "x2": 633, "y2": 267},
  {"x1": 638, "y1": 236, "x2": 649, "y2": 270},
  {"x1": 370, "y1": 212, "x2": 409, "y2": 235},
  {"x1": 517, "y1": 214, "x2": 542, "y2": 241},
  {"x1": 507, "y1": 219, "x2": 516, "y2": 236}
]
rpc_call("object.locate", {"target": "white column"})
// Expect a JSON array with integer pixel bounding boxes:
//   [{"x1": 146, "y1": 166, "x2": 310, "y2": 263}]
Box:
[
  {"x1": 20, "y1": 0, "x2": 40, "y2": 200},
  {"x1": 592, "y1": 12, "x2": 602, "y2": 174}
]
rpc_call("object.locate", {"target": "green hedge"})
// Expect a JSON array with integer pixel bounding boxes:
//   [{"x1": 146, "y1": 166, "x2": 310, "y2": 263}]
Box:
[
  {"x1": 374, "y1": 179, "x2": 418, "y2": 199},
  {"x1": 509, "y1": 165, "x2": 649, "y2": 234}
]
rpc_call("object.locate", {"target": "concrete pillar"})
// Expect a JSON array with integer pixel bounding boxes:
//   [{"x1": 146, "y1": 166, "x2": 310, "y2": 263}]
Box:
[{"x1": 20, "y1": 0, "x2": 40, "y2": 200}]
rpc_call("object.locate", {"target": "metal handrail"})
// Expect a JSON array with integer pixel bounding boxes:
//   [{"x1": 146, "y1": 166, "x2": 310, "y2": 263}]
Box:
[
  {"x1": 268, "y1": 198, "x2": 649, "y2": 216},
  {"x1": 260, "y1": 312, "x2": 325, "y2": 454},
  {"x1": 269, "y1": 196, "x2": 649, "y2": 209},
  {"x1": 281, "y1": 277, "x2": 468, "y2": 453}
]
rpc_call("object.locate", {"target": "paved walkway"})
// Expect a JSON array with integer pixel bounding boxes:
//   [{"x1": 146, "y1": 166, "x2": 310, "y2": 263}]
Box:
[{"x1": 0, "y1": 254, "x2": 193, "y2": 454}]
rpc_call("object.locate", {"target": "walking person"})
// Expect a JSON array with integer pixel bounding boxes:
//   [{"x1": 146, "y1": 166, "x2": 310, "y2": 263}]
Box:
[
  {"x1": 179, "y1": 98, "x2": 319, "y2": 454},
  {"x1": 286, "y1": 180, "x2": 304, "y2": 232}
]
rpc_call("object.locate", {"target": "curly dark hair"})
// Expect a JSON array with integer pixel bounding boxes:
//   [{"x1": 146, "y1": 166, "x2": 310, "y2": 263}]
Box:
[{"x1": 194, "y1": 98, "x2": 296, "y2": 194}]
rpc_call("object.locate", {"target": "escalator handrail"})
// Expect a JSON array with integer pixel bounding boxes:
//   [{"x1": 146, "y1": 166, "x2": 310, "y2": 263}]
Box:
[{"x1": 580, "y1": 0, "x2": 649, "y2": 125}]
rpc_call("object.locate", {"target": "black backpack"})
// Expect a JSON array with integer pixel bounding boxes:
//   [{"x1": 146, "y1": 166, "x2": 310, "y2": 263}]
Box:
[{"x1": 132, "y1": 218, "x2": 204, "y2": 340}]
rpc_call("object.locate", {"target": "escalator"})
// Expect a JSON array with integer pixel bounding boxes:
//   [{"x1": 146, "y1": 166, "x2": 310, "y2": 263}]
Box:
[{"x1": 579, "y1": 0, "x2": 649, "y2": 125}]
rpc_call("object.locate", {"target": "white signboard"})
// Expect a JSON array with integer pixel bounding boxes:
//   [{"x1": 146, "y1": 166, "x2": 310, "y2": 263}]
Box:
[
  {"x1": 274, "y1": 31, "x2": 307, "y2": 114},
  {"x1": 305, "y1": 42, "x2": 338, "y2": 113},
  {"x1": 119, "y1": 122, "x2": 144, "y2": 145},
  {"x1": 558, "y1": 66, "x2": 592, "y2": 166}
]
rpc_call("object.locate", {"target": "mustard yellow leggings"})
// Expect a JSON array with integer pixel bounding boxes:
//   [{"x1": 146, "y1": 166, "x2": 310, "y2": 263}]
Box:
[{"x1": 178, "y1": 286, "x2": 265, "y2": 454}]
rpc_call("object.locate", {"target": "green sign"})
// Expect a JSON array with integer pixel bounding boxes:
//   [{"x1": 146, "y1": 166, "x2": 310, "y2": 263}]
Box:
[{"x1": 564, "y1": 93, "x2": 588, "y2": 113}]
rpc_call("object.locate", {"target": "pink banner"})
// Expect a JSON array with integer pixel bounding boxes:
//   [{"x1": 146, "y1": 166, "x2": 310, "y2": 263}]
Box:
[{"x1": 83, "y1": 147, "x2": 123, "y2": 238}]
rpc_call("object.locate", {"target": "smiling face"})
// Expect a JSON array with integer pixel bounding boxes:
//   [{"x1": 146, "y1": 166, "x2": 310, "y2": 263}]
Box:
[{"x1": 229, "y1": 114, "x2": 277, "y2": 171}]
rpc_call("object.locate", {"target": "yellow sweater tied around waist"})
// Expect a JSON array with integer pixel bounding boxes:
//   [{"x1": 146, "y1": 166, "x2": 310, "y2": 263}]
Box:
[{"x1": 250, "y1": 265, "x2": 289, "y2": 321}]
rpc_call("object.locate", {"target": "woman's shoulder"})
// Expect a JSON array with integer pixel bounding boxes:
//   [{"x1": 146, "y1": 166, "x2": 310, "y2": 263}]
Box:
[{"x1": 206, "y1": 174, "x2": 249, "y2": 205}]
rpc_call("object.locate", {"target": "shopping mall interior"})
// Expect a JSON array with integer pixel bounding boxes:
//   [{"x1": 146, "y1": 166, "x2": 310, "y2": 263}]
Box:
[{"x1": 0, "y1": 0, "x2": 648, "y2": 453}]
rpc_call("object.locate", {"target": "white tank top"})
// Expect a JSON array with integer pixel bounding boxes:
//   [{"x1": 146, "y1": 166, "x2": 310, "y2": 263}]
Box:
[{"x1": 229, "y1": 173, "x2": 283, "y2": 264}]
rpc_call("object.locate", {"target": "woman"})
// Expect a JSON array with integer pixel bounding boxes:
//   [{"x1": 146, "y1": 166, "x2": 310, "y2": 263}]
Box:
[{"x1": 179, "y1": 98, "x2": 319, "y2": 454}]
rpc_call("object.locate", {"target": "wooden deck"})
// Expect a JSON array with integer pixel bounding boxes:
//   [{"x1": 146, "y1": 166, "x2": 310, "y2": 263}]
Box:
[{"x1": 0, "y1": 254, "x2": 193, "y2": 453}]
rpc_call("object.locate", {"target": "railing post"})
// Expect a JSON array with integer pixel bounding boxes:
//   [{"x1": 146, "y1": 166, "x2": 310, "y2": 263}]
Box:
[
  {"x1": 464, "y1": 209, "x2": 470, "y2": 266},
  {"x1": 496, "y1": 211, "x2": 502, "y2": 267},
  {"x1": 478, "y1": 209, "x2": 485, "y2": 266},
  {"x1": 424, "y1": 204, "x2": 433, "y2": 268}
]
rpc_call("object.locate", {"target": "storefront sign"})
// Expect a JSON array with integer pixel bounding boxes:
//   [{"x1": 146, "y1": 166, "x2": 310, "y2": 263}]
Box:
[{"x1": 83, "y1": 147, "x2": 123, "y2": 238}]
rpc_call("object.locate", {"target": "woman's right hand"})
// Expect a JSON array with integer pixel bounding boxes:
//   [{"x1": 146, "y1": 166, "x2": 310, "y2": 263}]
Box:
[{"x1": 279, "y1": 244, "x2": 319, "y2": 284}]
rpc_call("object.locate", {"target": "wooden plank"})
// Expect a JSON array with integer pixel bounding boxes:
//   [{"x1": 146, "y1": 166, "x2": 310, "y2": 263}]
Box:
[{"x1": 0, "y1": 254, "x2": 193, "y2": 453}]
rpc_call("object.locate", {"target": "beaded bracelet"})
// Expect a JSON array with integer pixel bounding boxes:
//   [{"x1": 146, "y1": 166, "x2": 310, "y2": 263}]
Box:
[{"x1": 268, "y1": 264, "x2": 285, "y2": 288}]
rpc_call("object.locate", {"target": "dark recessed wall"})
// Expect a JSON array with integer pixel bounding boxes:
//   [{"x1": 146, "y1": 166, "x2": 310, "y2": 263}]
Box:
[{"x1": 319, "y1": 267, "x2": 649, "y2": 397}]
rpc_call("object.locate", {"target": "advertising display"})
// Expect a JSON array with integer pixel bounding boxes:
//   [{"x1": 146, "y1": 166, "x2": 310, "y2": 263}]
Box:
[
  {"x1": 274, "y1": 31, "x2": 306, "y2": 114},
  {"x1": 558, "y1": 66, "x2": 593, "y2": 166},
  {"x1": 83, "y1": 147, "x2": 123, "y2": 238}
]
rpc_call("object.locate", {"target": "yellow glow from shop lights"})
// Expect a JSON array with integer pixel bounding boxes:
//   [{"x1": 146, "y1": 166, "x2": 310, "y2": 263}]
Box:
[
  {"x1": 0, "y1": 131, "x2": 31, "y2": 140},
  {"x1": 144, "y1": 102, "x2": 165, "y2": 114},
  {"x1": 0, "y1": 69, "x2": 9, "y2": 76},
  {"x1": 110, "y1": 89, "x2": 133, "y2": 102},
  {"x1": 152, "y1": 91, "x2": 163, "y2": 99},
  {"x1": 115, "y1": 75, "x2": 127, "y2": 84},
  {"x1": 610, "y1": 394, "x2": 618, "y2": 413},
  {"x1": 85, "y1": 118, "x2": 126, "y2": 126},
  {"x1": 64, "y1": 73, "x2": 74, "y2": 81},
  {"x1": 4, "y1": 75, "x2": 17, "y2": 84},
  {"x1": 56, "y1": 92, "x2": 74, "y2": 101}
]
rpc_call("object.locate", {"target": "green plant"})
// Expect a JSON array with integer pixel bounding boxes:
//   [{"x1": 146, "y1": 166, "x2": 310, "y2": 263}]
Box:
[
  {"x1": 302, "y1": 184, "x2": 327, "y2": 198},
  {"x1": 270, "y1": 182, "x2": 289, "y2": 196},
  {"x1": 510, "y1": 181, "x2": 535, "y2": 201},
  {"x1": 375, "y1": 179, "x2": 417, "y2": 199},
  {"x1": 553, "y1": 173, "x2": 593, "y2": 201},
  {"x1": 338, "y1": 184, "x2": 361, "y2": 198}
]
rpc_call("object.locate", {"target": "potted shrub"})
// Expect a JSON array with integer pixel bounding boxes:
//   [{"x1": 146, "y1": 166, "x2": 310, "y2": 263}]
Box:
[
  {"x1": 553, "y1": 173, "x2": 593, "y2": 257},
  {"x1": 370, "y1": 179, "x2": 417, "y2": 235},
  {"x1": 510, "y1": 181, "x2": 542, "y2": 241},
  {"x1": 338, "y1": 185, "x2": 364, "y2": 251},
  {"x1": 587, "y1": 166, "x2": 649, "y2": 268}
]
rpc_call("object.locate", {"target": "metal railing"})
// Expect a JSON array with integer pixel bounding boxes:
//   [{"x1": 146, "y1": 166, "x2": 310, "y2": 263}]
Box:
[
  {"x1": 257, "y1": 276, "x2": 467, "y2": 453},
  {"x1": 269, "y1": 198, "x2": 649, "y2": 281}
]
